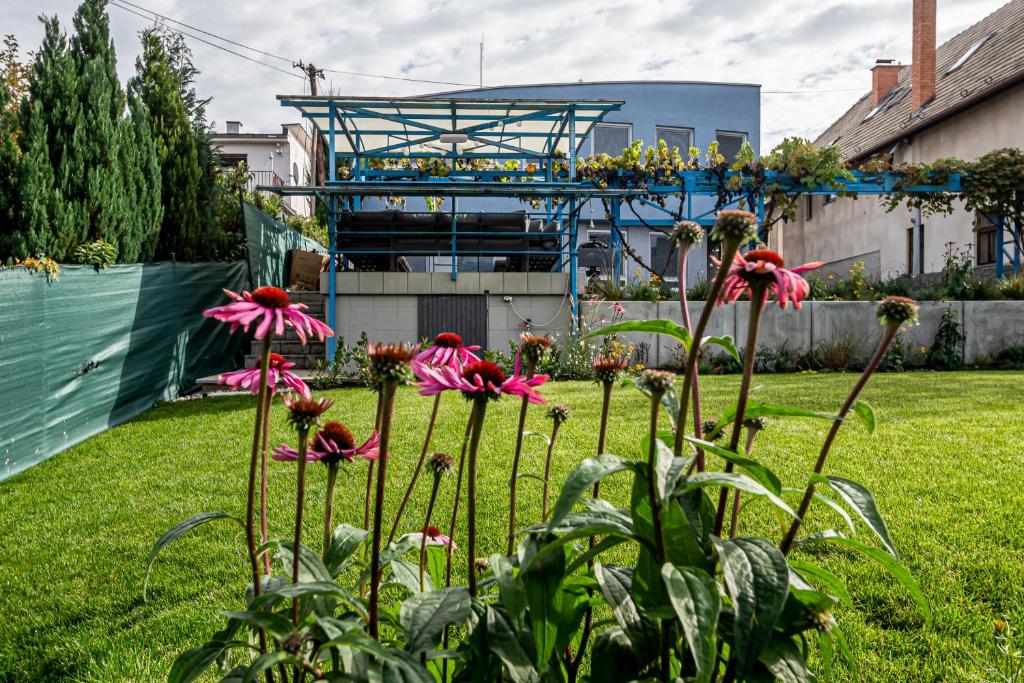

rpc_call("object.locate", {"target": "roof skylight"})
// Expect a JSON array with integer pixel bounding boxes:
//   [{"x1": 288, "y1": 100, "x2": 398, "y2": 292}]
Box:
[{"x1": 945, "y1": 32, "x2": 995, "y2": 75}]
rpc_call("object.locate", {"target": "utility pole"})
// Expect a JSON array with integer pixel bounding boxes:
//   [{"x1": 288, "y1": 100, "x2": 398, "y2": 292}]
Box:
[
  {"x1": 294, "y1": 61, "x2": 325, "y2": 186},
  {"x1": 479, "y1": 35, "x2": 484, "y2": 87}
]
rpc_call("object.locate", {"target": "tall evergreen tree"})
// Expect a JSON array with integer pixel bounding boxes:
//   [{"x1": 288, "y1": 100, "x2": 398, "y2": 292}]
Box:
[
  {"x1": 16, "y1": 17, "x2": 83, "y2": 261},
  {"x1": 130, "y1": 28, "x2": 202, "y2": 261}
]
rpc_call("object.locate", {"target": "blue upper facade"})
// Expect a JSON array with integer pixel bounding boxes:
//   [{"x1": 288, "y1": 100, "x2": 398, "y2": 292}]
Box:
[{"x1": 375, "y1": 81, "x2": 761, "y2": 285}]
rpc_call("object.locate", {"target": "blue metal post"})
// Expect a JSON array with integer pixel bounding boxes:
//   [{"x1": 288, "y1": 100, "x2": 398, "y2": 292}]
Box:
[
  {"x1": 611, "y1": 198, "x2": 622, "y2": 284},
  {"x1": 451, "y1": 196, "x2": 458, "y2": 281},
  {"x1": 996, "y1": 216, "x2": 1006, "y2": 279},
  {"x1": 328, "y1": 105, "x2": 336, "y2": 183},
  {"x1": 568, "y1": 108, "x2": 579, "y2": 336},
  {"x1": 327, "y1": 195, "x2": 337, "y2": 361},
  {"x1": 757, "y1": 191, "x2": 766, "y2": 244}
]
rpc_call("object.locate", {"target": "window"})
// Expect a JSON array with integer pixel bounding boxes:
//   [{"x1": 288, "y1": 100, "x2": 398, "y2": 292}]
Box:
[
  {"x1": 906, "y1": 227, "x2": 915, "y2": 275},
  {"x1": 976, "y1": 213, "x2": 998, "y2": 265},
  {"x1": 219, "y1": 153, "x2": 247, "y2": 169},
  {"x1": 592, "y1": 123, "x2": 631, "y2": 156},
  {"x1": 805, "y1": 196, "x2": 813, "y2": 222},
  {"x1": 715, "y1": 131, "x2": 747, "y2": 163},
  {"x1": 655, "y1": 125, "x2": 693, "y2": 154},
  {"x1": 587, "y1": 228, "x2": 610, "y2": 246},
  {"x1": 823, "y1": 194, "x2": 836, "y2": 205},
  {"x1": 650, "y1": 233, "x2": 679, "y2": 281},
  {"x1": 946, "y1": 33, "x2": 995, "y2": 75}
]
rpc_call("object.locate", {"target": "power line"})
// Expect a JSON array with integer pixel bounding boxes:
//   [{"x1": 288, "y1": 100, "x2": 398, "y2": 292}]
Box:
[
  {"x1": 109, "y1": 1, "x2": 303, "y2": 80},
  {"x1": 109, "y1": 0, "x2": 477, "y2": 88}
]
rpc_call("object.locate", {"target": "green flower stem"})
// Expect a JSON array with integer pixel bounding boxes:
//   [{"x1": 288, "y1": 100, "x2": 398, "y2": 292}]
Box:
[
  {"x1": 291, "y1": 427, "x2": 310, "y2": 626},
  {"x1": 541, "y1": 419, "x2": 563, "y2": 521},
  {"x1": 780, "y1": 325, "x2": 898, "y2": 554},
  {"x1": 388, "y1": 392, "x2": 442, "y2": 544},
  {"x1": 419, "y1": 475, "x2": 442, "y2": 592},
  {"x1": 678, "y1": 245, "x2": 707, "y2": 471},
  {"x1": 322, "y1": 462, "x2": 339, "y2": 560},
  {"x1": 674, "y1": 237, "x2": 742, "y2": 458},
  {"x1": 728, "y1": 426, "x2": 761, "y2": 539},
  {"x1": 368, "y1": 378, "x2": 399, "y2": 639},
  {"x1": 646, "y1": 388, "x2": 667, "y2": 563},
  {"x1": 259, "y1": 389, "x2": 273, "y2": 575},
  {"x1": 442, "y1": 406, "x2": 476, "y2": 683},
  {"x1": 714, "y1": 290, "x2": 766, "y2": 537},
  {"x1": 506, "y1": 358, "x2": 538, "y2": 555},
  {"x1": 360, "y1": 389, "x2": 383, "y2": 597},
  {"x1": 466, "y1": 397, "x2": 490, "y2": 597},
  {"x1": 246, "y1": 333, "x2": 273, "y2": 657},
  {"x1": 568, "y1": 379, "x2": 614, "y2": 679}
]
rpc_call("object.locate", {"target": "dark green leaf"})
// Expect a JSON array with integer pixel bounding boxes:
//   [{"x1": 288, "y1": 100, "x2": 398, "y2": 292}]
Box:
[
  {"x1": 852, "y1": 399, "x2": 875, "y2": 433},
  {"x1": 278, "y1": 542, "x2": 334, "y2": 584},
  {"x1": 684, "y1": 472, "x2": 796, "y2": 518},
  {"x1": 545, "y1": 455, "x2": 632, "y2": 532},
  {"x1": 582, "y1": 319, "x2": 692, "y2": 348},
  {"x1": 595, "y1": 563, "x2": 660, "y2": 660},
  {"x1": 634, "y1": 378, "x2": 680, "y2": 432},
  {"x1": 783, "y1": 487, "x2": 856, "y2": 535},
  {"x1": 491, "y1": 554, "x2": 527, "y2": 628},
  {"x1": 714, "y1": 537, "x2": 790, "y2": 676},
  {"x1": 787, "y1": 559, "x2": 853, "y2": 609},
  {"x1": 220, "y1": 609, "x2": 295, "y2": 639},
  {"x1": 661, "y1": 564, "x2": 719, "y2": 683},
  {"x1": 325, "y1": 524, "x2": 370, "y2": 576},
  {"x1": 589, "y1": 627, "x2": 642, "y2": 683},
  {"x1": 702, "y1": 334, "x2": 739, "y2": 362},
  {"x1": 485, "y1": 606, "x2": 541, "y2": 683},
  {"x1": 168, "y1": 642, "x2": 233, "y2": 683},
  {"x1": 242, "y1": 652, "x2": 299, "y2": 683},
  {"x1": 800, "y1": 531, "x2": 930, "y2": 625},
  {"x1": 520, "y1": 534, "x2": 565, "y2": 669},
  {"x1": 758, "y1": 636, "x2": 811, "y2": 683},
  {"x1": 400, "y1": 587, "x2": 471, "y2": 652},
  {"x1": 821, "y1": 476, "x2": 898, "y2": 558},
  {"x1": 144, "y1": 512, "x2": 242, "y2": 600},
  {"x1": 719, "y1": 399, "x2": 844, "y2": 429},
  {"x1": 390, "y1": 558, "x2": 431, "y2": 593},
  {"x1": 685, "y1": 437, "x2": 782, "y2": 495}
]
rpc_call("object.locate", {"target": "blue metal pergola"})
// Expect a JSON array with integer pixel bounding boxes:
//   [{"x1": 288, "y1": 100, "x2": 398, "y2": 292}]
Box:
[{"x1": 267, "y1": 95, "x2": 971, "y2": 361}]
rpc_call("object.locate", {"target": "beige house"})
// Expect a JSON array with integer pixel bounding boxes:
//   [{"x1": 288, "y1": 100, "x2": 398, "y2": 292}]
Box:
[{"x1": 778, "y1": 0, "x2": 1024, "y2": 278}]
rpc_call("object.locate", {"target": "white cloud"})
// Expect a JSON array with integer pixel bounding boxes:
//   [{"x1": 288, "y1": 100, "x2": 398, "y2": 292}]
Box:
[{"x1": 5, "y1": 0, "x2": 1010, "y2": 148}]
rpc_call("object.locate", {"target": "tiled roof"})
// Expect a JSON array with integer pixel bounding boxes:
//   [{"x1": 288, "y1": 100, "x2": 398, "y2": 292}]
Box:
[{"x1": 815, "y1": 0, "x2": 1024, "y2": 161}]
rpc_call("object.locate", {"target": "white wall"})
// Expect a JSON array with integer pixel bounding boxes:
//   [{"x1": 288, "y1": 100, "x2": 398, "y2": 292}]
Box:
[
  {"x1": 782, "y1": 84, "x2": 1024, "y2": 276},
  {"x1": 213, "y1": 125, "x2": 313, "y2": 217}
]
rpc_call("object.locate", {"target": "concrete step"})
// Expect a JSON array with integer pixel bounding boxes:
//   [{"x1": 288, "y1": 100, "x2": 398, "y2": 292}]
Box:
[
  {"x1": 197, "y1": 369, "x2": 317, "y2": 396},
  {"x1": 245, "y1": 354, "x2": 324, "y2": 370}
]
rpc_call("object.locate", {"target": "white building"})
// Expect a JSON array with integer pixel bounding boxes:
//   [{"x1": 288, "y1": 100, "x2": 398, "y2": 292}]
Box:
[
  {"x1": 211, "y1": 121, "x2": 314, "y2": 217},
  {"x1": 778, "y1": 0, "x2": 1024, "y2": 278}
]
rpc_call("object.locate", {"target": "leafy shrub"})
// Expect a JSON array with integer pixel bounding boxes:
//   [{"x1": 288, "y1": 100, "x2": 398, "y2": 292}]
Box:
[
  {"x1": 993, "y1": 345, "x2": 1024, "y2": 370},
  {"x1": 813, "y1": 331, "x2": 865, "y2": 371},
  {"x1": 1001, "y1": 274, "x2": 1024, "y2": 300},
  {"x1": 686, "y1": 277, "x2": 710, "y2": 301},
  {"x1": 72, "y1": 239, "x2": 118, "y2": 269},
  {"x1": 308, "y1": 332, "x2": 371, "y2": 388},
  {"x1": 928, "y1": 307, "x2": 964, "y2": 370}
]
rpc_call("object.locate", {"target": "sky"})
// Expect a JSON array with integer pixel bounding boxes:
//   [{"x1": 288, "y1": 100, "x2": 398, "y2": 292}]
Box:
[{"x1": 3, "y1": 0, "x2": 1010, "y2": 150}]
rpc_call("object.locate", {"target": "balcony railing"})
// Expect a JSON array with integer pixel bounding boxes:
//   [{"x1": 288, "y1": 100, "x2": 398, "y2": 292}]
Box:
[{"x1": 244, "y1": 170, "x2": 284, "y2": 194}]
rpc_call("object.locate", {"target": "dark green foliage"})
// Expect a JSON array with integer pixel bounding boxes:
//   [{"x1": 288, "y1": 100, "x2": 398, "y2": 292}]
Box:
[{"x1": 928, "y1": 307, "x2": 965, "y2": 370}]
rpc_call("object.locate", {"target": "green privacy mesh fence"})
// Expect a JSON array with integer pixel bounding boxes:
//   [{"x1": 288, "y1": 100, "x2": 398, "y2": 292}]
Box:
[{"x1": 0, "y1": 202, "x2": 324, "y2": 481}]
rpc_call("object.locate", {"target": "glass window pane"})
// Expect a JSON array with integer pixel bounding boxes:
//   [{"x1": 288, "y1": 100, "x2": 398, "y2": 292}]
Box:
[
  {"x1": 716, "y1": 131, "x2": 747, "y2": 163},
  {"x1": 656, "y1": 126, "x2": 692, "y2": 154},
  {"x1": 593, "y1": 124, "x2": 630, "y2": 156},
  {"x1": 650, "y1": 234, "x2": 679, "y2": 280}
]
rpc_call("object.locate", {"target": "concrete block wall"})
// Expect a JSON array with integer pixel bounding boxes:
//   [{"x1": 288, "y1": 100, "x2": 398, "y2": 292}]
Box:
[{"x1": 580, "y1": 300, "x2": 1024, "y2": 367}]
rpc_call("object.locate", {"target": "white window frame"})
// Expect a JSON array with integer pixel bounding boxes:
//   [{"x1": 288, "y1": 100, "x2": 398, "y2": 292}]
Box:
[
  {"x1": 591, "y1": 122, "x2": 632, "y2": 157},
  {"x1": 655, "y1": 125, "x2": 694, "y2": 154}
]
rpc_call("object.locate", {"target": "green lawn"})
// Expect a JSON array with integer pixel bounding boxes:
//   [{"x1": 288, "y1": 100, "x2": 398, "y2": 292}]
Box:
[{"x1": 1, "y1": 372, "x2": 1022, "y2": 682}]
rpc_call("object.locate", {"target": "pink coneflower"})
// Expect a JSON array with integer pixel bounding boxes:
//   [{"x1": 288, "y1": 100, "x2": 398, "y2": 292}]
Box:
[
  {"x1": 611, "y1": 301, "x2": 626, "y2": 315},
  {"x1": 413, "y1": 358, "x2": 547, "y2": 405},
  {"x1": 217, "y1": 353, "x2": 311, "y2": 398},
  {"x1": 414, "y1": 332, "x2": 481, "y2": 370},
  {"x1": 281, "y1": 393, "x2": 334, "y2": 431},
  {"x1": 714, "y1": 249, "x2": 822, "y2": 309},
  {"x1": 409, "y1": 525, "x2": 457, "y2": 551},
  {"x1": 203, "y1": 286, "x2": 333, "y2": 344},
  {"x1": 272, "y1": 420, "x2": 380, "y2": 464}
]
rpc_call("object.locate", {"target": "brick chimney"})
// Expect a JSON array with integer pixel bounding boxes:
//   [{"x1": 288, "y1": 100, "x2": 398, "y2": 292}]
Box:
[
  {"x1": 871, "y1": 59, "x2": 901, "y2": 106},
  {"x1": 912, "y1": 0, "x2": 936, "y2": 110}
]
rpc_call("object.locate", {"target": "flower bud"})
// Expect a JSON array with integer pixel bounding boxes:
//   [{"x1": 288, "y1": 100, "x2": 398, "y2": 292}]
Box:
[
  {"x1": 519, "y1": 333, "x2": 553, "y2": 364},
  {"x1": 547, "y1": 404, "x2": 571, "y2": 424},
  {"x1": 671, "y1": 220, "x2": 704, "y2": 249},
  {"x1": 637, "y1": 369, "x2": 676, "y2": 395},
  {"x1": 427, "y1": 451, "x2": 454, "y2": 476},
  {"x1": 592, "y1": 355, "x2": 628, "y2": 385},
  {"x1": 367, "y1": 342, "x2": 417, "y2": 383},
  {"x1": 876, "y1": 296, "x2": 919, "y2": 327},
  {"x1": 710, "y1": 209, "x2": 759, "y2": 244}
]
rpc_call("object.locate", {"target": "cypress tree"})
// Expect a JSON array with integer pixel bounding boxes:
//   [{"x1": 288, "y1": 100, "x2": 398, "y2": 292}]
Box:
[
  {"x1": 130, "y1": 28, "x2": 201, "y2": 261},
  {"x1": 16, "y1": 16, "x2": 83, "y2": 261}
]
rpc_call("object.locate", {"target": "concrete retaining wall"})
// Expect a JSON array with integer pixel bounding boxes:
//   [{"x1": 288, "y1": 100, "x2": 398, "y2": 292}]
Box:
[{"x1": 582, "y1": 300, "x2": 1024, "y2": 367}]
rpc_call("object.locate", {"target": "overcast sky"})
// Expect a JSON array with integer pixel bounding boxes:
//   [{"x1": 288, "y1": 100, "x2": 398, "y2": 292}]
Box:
[{"x1": 3, "y1": 0, "x2": 1009, "y2": 149}]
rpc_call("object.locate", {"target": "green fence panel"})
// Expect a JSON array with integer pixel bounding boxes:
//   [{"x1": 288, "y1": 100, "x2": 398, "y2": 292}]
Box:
[
  {"x1": 0, "y1": 261, "x2": 248, "y2": 481},
  {"x1": 243, "y1": 202, "x2": 326, "y2": 288}
]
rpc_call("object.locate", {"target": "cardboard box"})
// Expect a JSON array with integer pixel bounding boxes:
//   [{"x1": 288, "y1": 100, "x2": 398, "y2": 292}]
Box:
[{"x1": 288, "y1": 249, "x2": 328, "y2": 291}]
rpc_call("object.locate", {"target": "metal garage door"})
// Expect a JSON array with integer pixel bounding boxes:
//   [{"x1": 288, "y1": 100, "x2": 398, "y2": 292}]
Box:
[{"x1": 417, "y1": 295, "x2": 487, "y2": 349}]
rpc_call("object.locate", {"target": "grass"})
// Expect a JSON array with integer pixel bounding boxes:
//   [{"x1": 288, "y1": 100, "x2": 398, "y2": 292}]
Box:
[{"x1": 1, "y1": 372, "x2": 1022, "y2": 681}]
